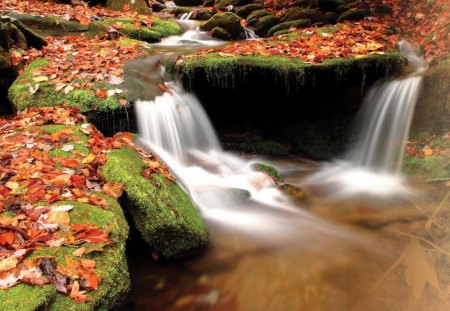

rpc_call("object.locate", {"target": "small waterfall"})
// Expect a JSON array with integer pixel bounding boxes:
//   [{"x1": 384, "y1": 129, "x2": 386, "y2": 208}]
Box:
[
  {"x1": 346, "y1": 40, "x2": 428, "y2": 174},
  {"x1": 179, "y1": 12, "x2": 194, "y2": 21},
  {"x1": 164, "y1": 1, "x2": 176, "y2": 8},
  {"x1": 300, "y1": 41, "x2": 427, "y2": 198},
  {"x1": 243, "y1": 26, "x2": 259, "y2": 40}
]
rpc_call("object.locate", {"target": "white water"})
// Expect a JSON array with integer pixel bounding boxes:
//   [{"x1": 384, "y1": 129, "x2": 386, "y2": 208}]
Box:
[
  {"x1": 300, "y1": 40, "x2": 427, "y2": 198},
  {"x1": 243, "y1": 26, "x2": 259, "y2": 40},
  {"x1": 157, "y1": 18, "x2": 224, "y2": 47},
  {"x1": 135, "y1": 82, "x2": 354, "y2": 242}
]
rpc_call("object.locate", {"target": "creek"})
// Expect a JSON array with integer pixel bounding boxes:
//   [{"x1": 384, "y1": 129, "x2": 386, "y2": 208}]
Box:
[{"x1": 119, "y1": 17, "x2": 441, "y2": 311}]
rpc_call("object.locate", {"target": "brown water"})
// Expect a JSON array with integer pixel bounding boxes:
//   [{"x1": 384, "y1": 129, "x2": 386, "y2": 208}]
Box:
[{"x1": 118, "y1": 158, "x2": 450, "y2": 311}]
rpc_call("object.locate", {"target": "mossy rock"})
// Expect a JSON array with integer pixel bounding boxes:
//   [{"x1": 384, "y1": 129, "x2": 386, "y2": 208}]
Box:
[
  {"x1": 203, "y1": 0, "x2": 215, "y2": 6},
  {"x1": 202, "y1": 12, "x2": 243, "y2": 39},
  {"x1": 253, "y1": 14, "x2": 277, "y2": 37},
  {"x1": 412, "y1": 58, "x2": 450, "y2": 135},
  {"x1": 211, "y1": 26, "x2": 231, "y2": 40},
  {"x1": 279, "y1": 8, "x2": 325, "y2": 23},
  {"x1": 337, "y1": 9, "x2": 369, "y2": 23},
  {"x1": 279, "y1": 184, "x2": 307, "y2": 204},
  {"x1": 105, "y1": 0, "x2": 150, "y2": 14},
  {"x1": 86, "y1": 17, "x2": 183, "y2": 43},
  {"x1": 8, "y1": 58, "x2": 128, "y2": 112},
  {"x1": 317, "y1": 0, "x2": 345, "y2": 11},
  {"x1": 247, "y1": 9, "x2": 271, "y2": 25},
  {"x1": 252, "y1": 163, "x2": 284, "y2": 183},
  {"x1": 0, "y1": 198, "x2": 130, "y2": 311},
  {"x1": 403, "y1": 155, "x2": 450, "y2": 182},
  {"x1": 235, "y1": 3, "x2": 266, "y2": 18},
  {"x1": 214, "y1": 0, "x2": 253, "y2": 9},
  {"x1": 267, "y1": 19, "x2": 312, "y2": 37},
  {"x1": 101, "y1": 146, "x2": 208, "y2": 258},
  {"x1": 6, "y1": 12, "x2": 89, "y2": 37},
  {"x1": 324, "y1": 11, "x2": 338, "y2": 24}
]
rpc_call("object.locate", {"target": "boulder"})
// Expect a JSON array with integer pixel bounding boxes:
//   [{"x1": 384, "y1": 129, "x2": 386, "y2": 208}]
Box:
[
  {"x1": 202, "y1": 12, "x2": 243, "y2": 39},
  {"x1": 211, "y1": 26, "x2": 231, "y2": 40},
  {"x1": 279, "y1": 8, "x2": 325, "y2": 23},
  {"x1": 289, "y1": 0, "x2": 316, "y2": 8},
  {"x1": 105, "y1": 0, "x2": 150, "y2": 14},
  {"x1": 337, "y1": 9, "x2": 369, "y2": 23},
  {"x1": 236, "y1": 3, "x2": 266, "y2": 18},
  {"x1": 247, "y1": 9, "x2": 271, "y2": 26},
  {"x1": 253, "y1": 14, "x2": 277, "y2": 37},
  {"x1": 324, "y1": 11, "x2": 338, "y2": 24},
  {"x1": 317, "y1": 0, "x2": 345, "y2": 11},
  {"x1": 267, "y1": 19, "x2": 312, "y2": 37},
  {"x1": 214, "y1": 0, "x2": 254, "y2": 9},
  {"x1": 203, "y1": 0, "x2": 215, "y2": 6}
]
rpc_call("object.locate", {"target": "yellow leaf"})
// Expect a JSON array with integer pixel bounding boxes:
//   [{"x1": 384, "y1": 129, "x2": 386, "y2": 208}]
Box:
[
  {"x1": 0, "y1": 257, "x2": 18, "y2": 272},
  {"x1": 81, "y1": 153, "x2": 96, "y2": 164},
  {"x1": 33, "y1": 76, "x2": 48, "y2": 83},
  {"x1": 46, "y1": 211, "x2": 70, "y2": 226}
]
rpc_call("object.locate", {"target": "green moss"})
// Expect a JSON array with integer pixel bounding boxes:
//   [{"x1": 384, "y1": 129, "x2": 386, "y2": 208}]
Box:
[
  {"x1": 37, "y1": 125, "x2": 89, "y2": 143},
  {"x1": 87, "y1": 18, "x2": 183, "y2": 43},
  {"x1": 403, "y1": 155, "x2": 450, "y2": 181},
  {"x1": 49, "y1": 143, "x2": 89, "y2": 157},
  {"x1": 8, "y1": 59, "x2": 128, "y2": 112},
  {"x1": 267, "y1": 19, "x2": 312, "y2": 37},
  {"x1": 0, "y1": 200, "x2": 129, "y2": 310},
  {"x1": 252, "y1": 163, "x2": 284, "y2": 183},
  {"x1": 101, "y1": 146, "x2": 208, "y2": 258}
]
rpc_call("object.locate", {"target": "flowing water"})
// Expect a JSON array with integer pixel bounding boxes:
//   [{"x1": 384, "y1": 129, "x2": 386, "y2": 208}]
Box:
[
  {"x1": 300, "y1": 41, "x2": 428, "y2": 199},
  {"x1": 121, "y1": 24, "x2": 447, "y2": 310}
]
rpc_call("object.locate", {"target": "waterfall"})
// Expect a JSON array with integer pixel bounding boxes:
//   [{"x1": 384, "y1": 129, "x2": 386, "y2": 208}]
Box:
[
  {"x1": 243, "y1": 26, "x2": 259, "y2": 40},
  {"x1": 300, "y1": 40, "x2": 427, "y2": 198},
  {"x1": 346, "y1": 40, "x2": 428, "y2": 174},
  {"x1": 179, "y1": 12, "x2": 194, "y2": 21}
]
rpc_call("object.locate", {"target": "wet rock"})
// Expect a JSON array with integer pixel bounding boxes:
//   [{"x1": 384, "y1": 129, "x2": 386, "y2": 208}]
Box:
[
  {"x1": 279, "y1": 8, "x2": 324, "y2": 23},
  {"x1": 214, "y1": 0, "x2": 254, "y2": 9},
  {"x1": 267, "y1": 19, "x2": 312, "y2": 37},
  {"x1": 202, "y1": 12, "x2": 243, "y2": 40},
  {"x1": 337, "y1": 9, "x2": 369, "y2": 23},
  {"x1": 279, "y1": 184, "x2": 307, "y2": 204},
  {"x1": 211, "y1": 26, "x2": 231, "y2": 40},
  {"x1": 235, "y1": 3, "x2": 266, "y2": 18},
  {"x1": 193, "y1": 10, "x2": 214, "y2": 21},
  {"x1": 317, "y1": 0, "x2": 345, "y2": 11},
  {"x1": 253, "y1": 14, "x2": 277, "y2": 37}
]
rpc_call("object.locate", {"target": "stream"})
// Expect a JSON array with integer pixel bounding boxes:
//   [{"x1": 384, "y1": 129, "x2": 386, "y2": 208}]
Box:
[{"x1": 119, "y1": 18, "x2": 445, "y2": 311}]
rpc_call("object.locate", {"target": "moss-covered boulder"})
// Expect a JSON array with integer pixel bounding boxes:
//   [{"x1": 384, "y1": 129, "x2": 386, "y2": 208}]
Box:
[
  {"x1": 337, "y1": 9, "x2": 369, "y2": 23},
  {"x1": 211, "y1": 26, "x2": 232, "y2": 40},
  {"x1": 403, "y1": 154, "x2": 450, "y2": 182},
  {"x1": 267, "y1": 19, "x2": 312, "y2": 37},
  {"x1": 86, "y1": 17, "x2": 183, "y2": 43},
  {"x1": 215, "y1": 0, "x2": 254, "y2": 9},
  {"x1": 412, "y1": 57, "x2": 450, "y2": 135},
  {"x1": 247, "y1": 9, "x2": 271, "y2": 25},
  {"x1": 105, "y1": 0, "x2": 150, "y2": 14},
  {"x1": 253, "y1": 14, "x2": 277, "y2": 37},
  {"x1": 324, "y1": 11, "x2": 338, "y2": 24},
  {"x1": 201, "y1": 12, "x2": 243, "y2": 39},
  {"x1": 235, "y1": 3, "x2": 266, "y2": 18},
  {"x1": 279, "y1": 8, "x2": 325, "y2": 23},
  {"x1": 174, "y1": 0, "x2": 204, "y2": 5},
  {"x1": 101, "y1": 147, "x2": 208, "y2": 258},
  {"x1": 6, "y1": 12, "x2": 89, "y2": 37}
]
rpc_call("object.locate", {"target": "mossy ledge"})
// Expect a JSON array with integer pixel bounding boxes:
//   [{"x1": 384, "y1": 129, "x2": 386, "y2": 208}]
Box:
[
  {"x1": 0, "y1": 199, "x2": 130, "y2": 311},
  {"x1": 166, "y1": 53, "x2": 406, "y2": 92},
  {"x1": 86, "y1": 17, "x2": 183, "y2": 43},
  {"x1": 101, "y1": 146, "x2": 208, "y2": 258}
]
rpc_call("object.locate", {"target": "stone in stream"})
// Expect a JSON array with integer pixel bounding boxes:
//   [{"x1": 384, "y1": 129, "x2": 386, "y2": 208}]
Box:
[{"x1": 201, "y1": 12, "x2": 243, "y2": 40}]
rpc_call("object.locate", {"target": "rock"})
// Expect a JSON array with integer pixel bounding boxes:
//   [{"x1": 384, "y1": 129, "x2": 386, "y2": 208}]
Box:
[
  {"x1": 324, "y1": 11, "x2": 338, "y2": 24},
  {"x1": 101, "y1": 146, "x2": 208, "y2": 258},
  {"x1": 105, "y1": 0, "x2": 150, "y2": 14},
  {"x1": 252, "y1": 163, "x2": 284, "y2": 183},
  {"x1": 202, "y1": 12, "x2": 243, "y2": 39},
  {"x1": 253, "y1": 14, "x2": 277, "y2": 37},
  {"x1": 337, "y1": 9, "x2": 369, "y2": 23},
  {"x1": 211, "y1": 26, "x2": 231, "y2": 40},
  {"x1": 0, "y1": 16, "x2": 47, "y2": 49},
  {"x1": 174, "y1": 0, "x2": 204, "y2": 5},
  {"x1": 279, "y1": 184, "x2": 307, "y2": 204},
  {"x1": 289, "y1": 0, "x2": 316, "y2": 8},
  {"x1": 247, "y1": 9, "x2": 271, "y2": 26},
  {"x1": 235, "y1": 3, "x2": 266, "y2": 18},
  {"x1": 411, "y1": 57, "x2": 450, "y2": 135},
  {"x1": 192, "y1": 10, "x2": 213, "y2": 21},
  {"x1": 6, "y1": 12, "x2": 89, "y2": 37},
  {"x1": 267, "y1": 19, "x2": 312, "y2": 37},
  {"x1": 0, "y1": 47, "x2": 16, "y2": 115},
  {"x1": 336, "y1": 4, "x2": 349, "y2": 14},
  {"x1": 279, "y1": 8, "x2": 325, "y2": 23}
]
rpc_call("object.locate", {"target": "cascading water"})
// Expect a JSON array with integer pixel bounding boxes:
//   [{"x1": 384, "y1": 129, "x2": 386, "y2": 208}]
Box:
[
  {"x1": 300, "y1": 40, "x2": 428, "y2": 198},
  {"x1": 243, "y1": 26, "x2": 259, "y2": 40},
  {"x1": 346, "y1": 40, "x2": 428, "y2": 174}
]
